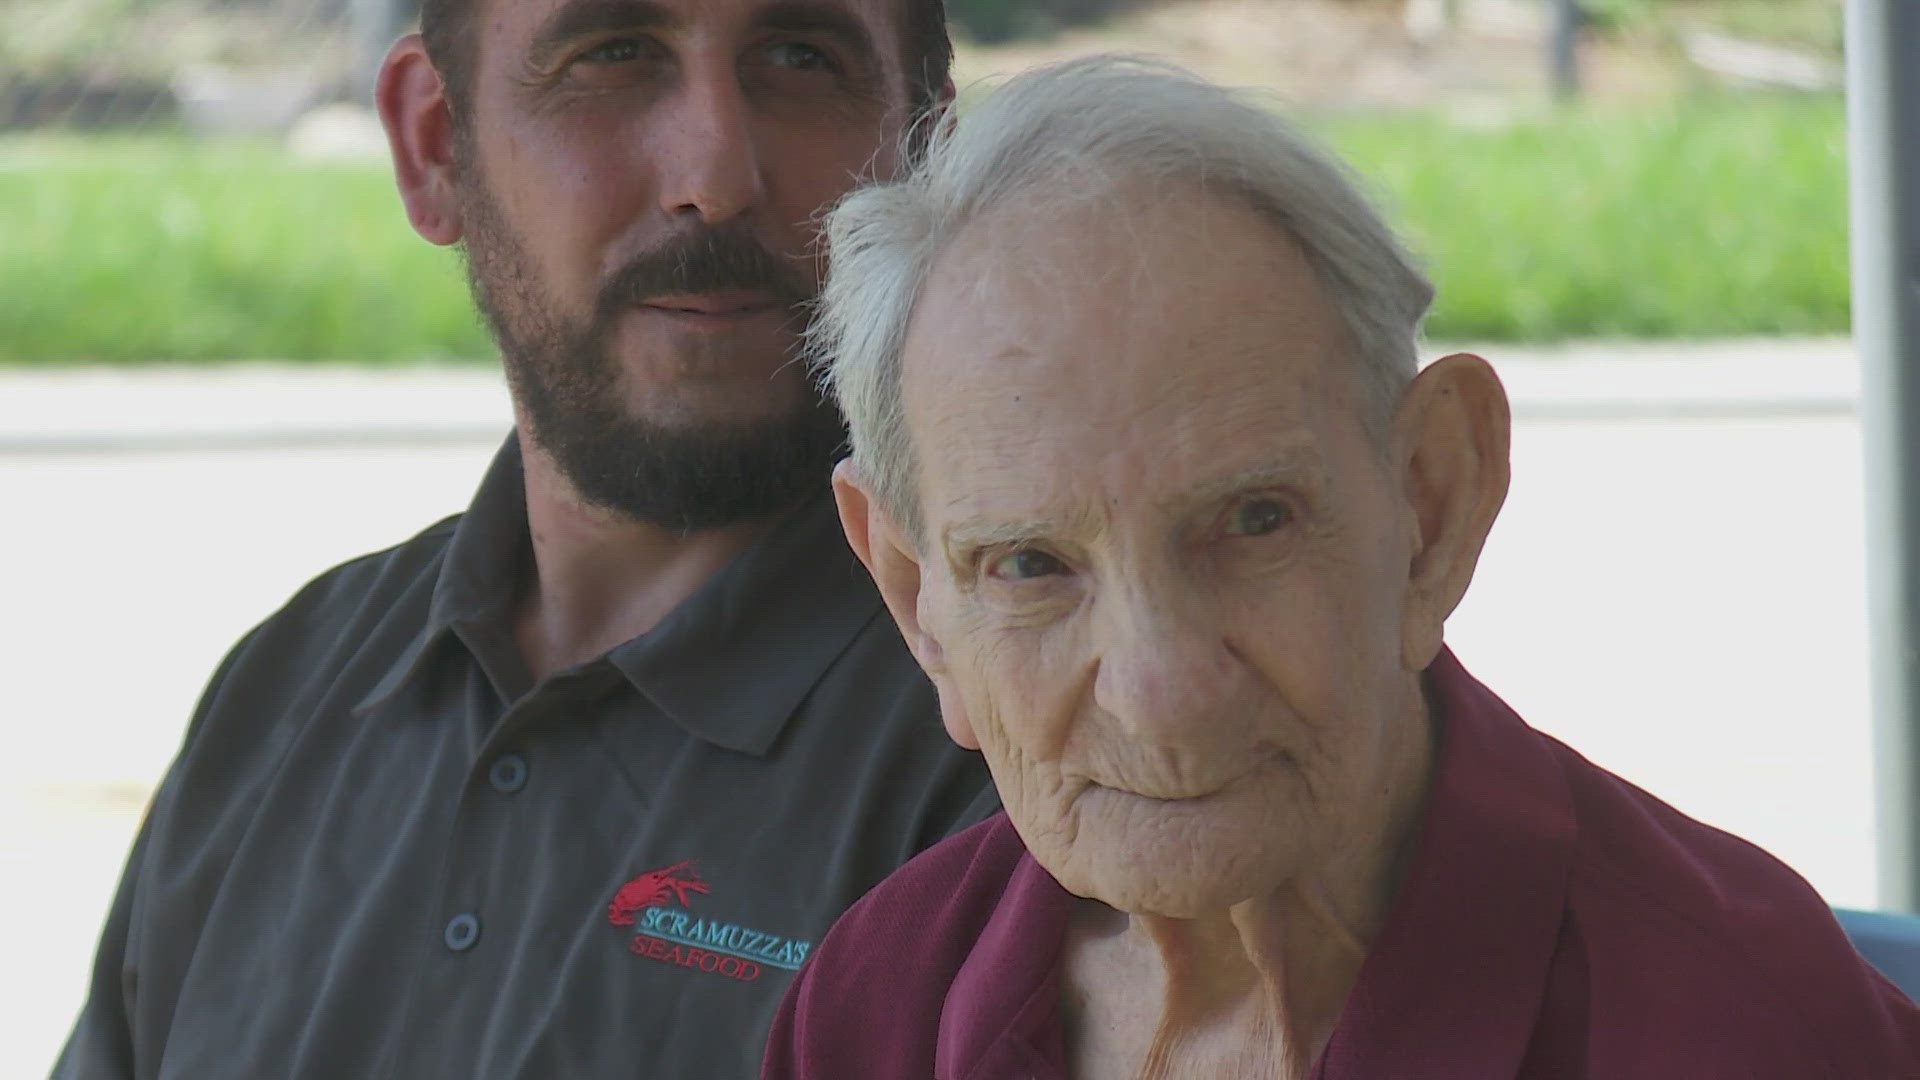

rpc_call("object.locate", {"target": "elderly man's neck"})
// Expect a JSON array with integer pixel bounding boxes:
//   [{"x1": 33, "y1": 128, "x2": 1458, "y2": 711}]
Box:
[
  {"x1": 1062, "y1": 677, "x2": 1436, "y2": 1079},
  {"x1": 511, "y1": 433, "x2": 780, "y2": 683}
]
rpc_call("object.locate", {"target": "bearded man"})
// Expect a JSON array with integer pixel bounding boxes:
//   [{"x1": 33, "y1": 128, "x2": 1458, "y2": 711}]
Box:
[{"x1": 53, "y1": 2, "x2": 993, "y2": 1077}]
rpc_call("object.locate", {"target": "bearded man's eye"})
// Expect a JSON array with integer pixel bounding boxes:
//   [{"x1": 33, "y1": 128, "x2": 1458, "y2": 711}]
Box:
[
  {"x1": 767, "y1": 41, "x2": 833, "y2": 71},
  {"x1": 578, "y1": 38, "x2": 643, "y2": 65}
]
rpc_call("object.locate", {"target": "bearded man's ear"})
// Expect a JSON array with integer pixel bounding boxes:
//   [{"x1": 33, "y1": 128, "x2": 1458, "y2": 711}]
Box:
[{"x1": 376, "y1": 34, "x2": 465, "y2": 246}]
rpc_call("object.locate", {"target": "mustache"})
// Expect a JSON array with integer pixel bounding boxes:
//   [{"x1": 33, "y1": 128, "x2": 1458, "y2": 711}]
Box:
[{"x1": 595, "y1": 225, "x2": 812, "y2": 321}]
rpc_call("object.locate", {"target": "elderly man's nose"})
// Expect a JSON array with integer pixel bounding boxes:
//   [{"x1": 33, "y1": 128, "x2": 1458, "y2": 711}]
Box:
[
  {"x1": 1091, "y1": 608, "x2": 1239, "y2": 736},
  {"x1": 656, "y1": 73, "x2": 765, "y2": 224}
]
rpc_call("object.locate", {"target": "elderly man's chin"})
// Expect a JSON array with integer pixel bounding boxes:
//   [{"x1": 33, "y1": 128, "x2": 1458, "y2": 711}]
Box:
[{"x1": 1028, "y1": 776, "x2": 1311, "y2": 918}]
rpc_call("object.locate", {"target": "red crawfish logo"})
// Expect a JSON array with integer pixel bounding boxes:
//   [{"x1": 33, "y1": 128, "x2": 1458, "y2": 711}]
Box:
[{"x1": 607, "y1": 860, "x2": 710, "y2": 927}]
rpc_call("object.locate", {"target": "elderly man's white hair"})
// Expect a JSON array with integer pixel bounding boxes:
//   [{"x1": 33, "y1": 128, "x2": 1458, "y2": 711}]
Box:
[{"x1": 810, "y1": 54, "x2": 1436, "y2": 542}]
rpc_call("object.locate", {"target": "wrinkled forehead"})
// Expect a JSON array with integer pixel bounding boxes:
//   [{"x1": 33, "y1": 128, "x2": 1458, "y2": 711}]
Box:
[{"x1": 898, "y1": 183, "x2": 1373, "y2": 527}]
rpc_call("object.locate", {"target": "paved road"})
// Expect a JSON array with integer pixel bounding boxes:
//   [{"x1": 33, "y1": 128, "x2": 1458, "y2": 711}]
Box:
[{"x1": 1, "y1": 340, "x2": 1874, "y2": 1074}]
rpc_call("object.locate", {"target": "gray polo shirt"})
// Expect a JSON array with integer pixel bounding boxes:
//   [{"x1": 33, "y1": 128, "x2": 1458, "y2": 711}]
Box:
[{"x1": 54, "y1": 436, "x2": 997, "y2": 1080}]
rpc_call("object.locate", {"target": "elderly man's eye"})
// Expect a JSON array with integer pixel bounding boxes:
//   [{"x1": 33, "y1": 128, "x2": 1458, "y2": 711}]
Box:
[
  {"x1": 988, "y1": 548, "x2": 1068, "y2": 581},
  {"x1": 1227, "y1": 497, "x2": 1293, "y2": 537}
]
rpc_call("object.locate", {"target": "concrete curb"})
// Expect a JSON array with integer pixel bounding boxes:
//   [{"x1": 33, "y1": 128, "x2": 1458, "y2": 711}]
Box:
[{"x1": 0, "y1": 338, "x2": 1859, "y2": 453}]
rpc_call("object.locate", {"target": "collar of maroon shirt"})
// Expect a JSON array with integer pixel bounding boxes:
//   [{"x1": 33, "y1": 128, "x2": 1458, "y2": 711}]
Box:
[{"x1": 932, "y1": 648, "x2": 1580, "y2": 1079}]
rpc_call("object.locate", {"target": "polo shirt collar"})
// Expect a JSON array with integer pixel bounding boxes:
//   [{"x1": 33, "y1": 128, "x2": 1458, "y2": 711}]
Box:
[
  {"x1": 938, "y1": 853, "x2": 1076, "y2": 1076},
  {"x1": 353, "y1": 434, "x2": 532, "y2": 716},
  {"x1": 354, "y1": 434, "x2": 886, "y2": 757},
  {"x1": 1311, "y1": 647, "x2": 1579, "y2": 1077},
  {"x1": 431, "y1": 433, "x2": 536, "y2": 638},
  {"x1": 603, "y1": 488, "x2": 884, "y2": 757}
]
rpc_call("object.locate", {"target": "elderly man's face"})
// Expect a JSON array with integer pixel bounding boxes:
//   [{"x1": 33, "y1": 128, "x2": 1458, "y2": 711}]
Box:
[{"x1": 847, "y1": 185, "x2": 1505, "y2": 917}]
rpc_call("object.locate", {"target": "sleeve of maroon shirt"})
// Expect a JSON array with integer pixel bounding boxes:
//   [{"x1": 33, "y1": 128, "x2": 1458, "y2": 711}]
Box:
[{"x1": 763, "y1": 814, "x2": 1025, "y2": 1079}]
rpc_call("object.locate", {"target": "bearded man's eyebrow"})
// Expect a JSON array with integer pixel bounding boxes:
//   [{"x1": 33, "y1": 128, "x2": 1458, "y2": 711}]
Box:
[{"x1": 527, "y1": 0, "x2": 675, "y2": 70}]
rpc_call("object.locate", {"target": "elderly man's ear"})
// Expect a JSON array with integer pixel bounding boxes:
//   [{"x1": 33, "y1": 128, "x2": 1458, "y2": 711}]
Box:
[
  {"x1": 375, "y1": 34, "x2": 465, "y2": 246},
  {"x1": 1392, "y1": 352, "x2": 1512, "y2": 673},
  {"x1": 832, "y1": 461, "x2": 981, "y2": 750}
]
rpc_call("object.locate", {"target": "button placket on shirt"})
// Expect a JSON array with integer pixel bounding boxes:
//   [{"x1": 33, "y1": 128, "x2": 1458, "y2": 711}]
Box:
[
  {"x1": 418, "y1": 697, "x2": 553, "y2": 972},
  {"x1": 437, "y1": 743, "x2": 533, "y2": 959},
  {"x1": 407, "y1": 668, "x2": 621, "y2": 1043},
  {"x1": 429, "y1": 676, "x2": 591, "y2": 957}
]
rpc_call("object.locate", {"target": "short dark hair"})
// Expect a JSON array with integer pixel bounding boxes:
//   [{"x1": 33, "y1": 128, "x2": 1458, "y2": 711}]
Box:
[{"x1": 420, "y1": 0, "x2": 952, "y2": 122}]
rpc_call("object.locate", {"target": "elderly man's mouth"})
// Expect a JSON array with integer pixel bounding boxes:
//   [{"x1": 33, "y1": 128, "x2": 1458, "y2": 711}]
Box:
[
  {"x1": 1082, "y1": 749, "x2": 1292, "y2": 805},
  {"x1": 1087, "y1": 776, "x2": 1239, "y2": 806},
  {"x1": 1110, "y1": 781, "x2": 1246, "y2": 805}
]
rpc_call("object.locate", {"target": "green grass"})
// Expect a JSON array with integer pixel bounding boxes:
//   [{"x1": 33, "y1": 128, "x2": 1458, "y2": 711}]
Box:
[
  {"x1": 0, "y1": 94, "x2": 1848, "y2": 363},
  {"x1": 1326, "y1": 94, "x2": 1848, "y2": 342},
  {"x1": 0, "y1": 136, "x2": 491, "y2": 362}
]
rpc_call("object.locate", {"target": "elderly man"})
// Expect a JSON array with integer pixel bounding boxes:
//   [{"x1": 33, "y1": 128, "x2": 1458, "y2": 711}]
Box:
[
  {"x1": 763, "y1": 57, "x2": 1920, "y2": 1078},
  {"x1": 54, "y1": 2, "x2": 994, "y2": 1077}
]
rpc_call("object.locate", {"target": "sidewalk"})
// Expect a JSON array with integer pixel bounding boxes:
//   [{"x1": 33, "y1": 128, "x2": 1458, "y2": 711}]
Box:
[
  {"x1": 0, "y1": 363, "x2": 513, "y2": 451},
  {"x1": 1475, "y1": 337, "x2": 1857, "y2": 417}
]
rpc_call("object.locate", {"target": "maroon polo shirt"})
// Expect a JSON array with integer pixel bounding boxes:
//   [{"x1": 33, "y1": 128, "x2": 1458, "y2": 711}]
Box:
[{"x1": 764, "y1": 649, "x2": 1920, "y2": 1078}]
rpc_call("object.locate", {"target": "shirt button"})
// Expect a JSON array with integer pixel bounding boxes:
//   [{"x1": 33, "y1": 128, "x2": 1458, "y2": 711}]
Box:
[
  {"x1": 444, "y1": 913, "x2": 481, "y2": 952},
  {"x1": 488, "y1": 753, "x2": 529, "y2": 794}
]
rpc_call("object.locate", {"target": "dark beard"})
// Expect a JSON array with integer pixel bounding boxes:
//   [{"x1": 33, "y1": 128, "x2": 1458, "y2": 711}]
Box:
[{"x1": 456, "y1": 176, "x2": 846, "y2": 535}]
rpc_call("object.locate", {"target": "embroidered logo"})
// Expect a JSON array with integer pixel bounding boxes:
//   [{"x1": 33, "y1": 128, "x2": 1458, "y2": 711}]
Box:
[
  {"x1": 607, "y1": 860, "x2": 710, "y2": 924},
  {"x1": 608, "y1": 860, "x2": 812, "y2": 983}
]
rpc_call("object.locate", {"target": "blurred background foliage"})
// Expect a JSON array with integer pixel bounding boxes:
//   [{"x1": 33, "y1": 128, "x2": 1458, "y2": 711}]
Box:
[
  {"x1": 947, "y1": 0, "x2": 1149, "y2": 45},
  {"x1": 0, "y1": 0, "x2": 1849, "y2": 362},
  {"x1": 949, "y1": 0, "x2": 1842, "y2": 48}
]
